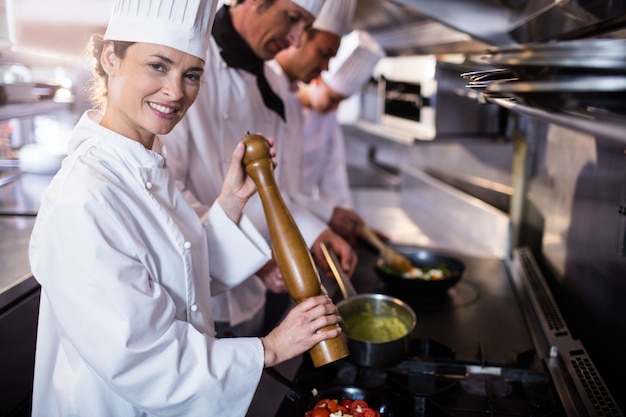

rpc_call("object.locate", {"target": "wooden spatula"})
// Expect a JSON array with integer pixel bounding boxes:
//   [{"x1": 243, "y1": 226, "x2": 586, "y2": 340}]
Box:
[{"x1": 358, "y1": 224, "x2": 414, "y2": 274}]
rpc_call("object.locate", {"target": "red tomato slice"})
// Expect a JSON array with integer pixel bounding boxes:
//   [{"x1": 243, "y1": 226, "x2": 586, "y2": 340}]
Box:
[
  {"x1": 314, "y1": 399, "x2": 329, "y2": 409},
  {"x1": 310, "y1": 408, "x2": 330, "y2": 417},
  {"x1": 340, "y1": 399, "x2": 353, "y2": 408},
  {"x1": 350, "y1": 399, "x2": 369, "y2": 412},
  {"x1": 361, "y1": 407, "x2": 379, "y2": 417},
  {"x1": 327, "y1": 399, "x2": 339, "y2": 412}
]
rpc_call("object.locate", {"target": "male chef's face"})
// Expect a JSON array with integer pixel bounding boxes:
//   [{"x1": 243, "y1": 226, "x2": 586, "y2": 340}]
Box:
[
  {"x1": 242, "y1": 0, "x2": 316, "y2": 60},
  {"x1": 277, "y1": 29, "x2": 341, "y2": 83}
]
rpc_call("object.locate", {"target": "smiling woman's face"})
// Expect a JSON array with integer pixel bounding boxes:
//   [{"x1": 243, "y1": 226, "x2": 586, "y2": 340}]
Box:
[{"x1": 99, "y1": 42, "x2": 205, "y2": 148}]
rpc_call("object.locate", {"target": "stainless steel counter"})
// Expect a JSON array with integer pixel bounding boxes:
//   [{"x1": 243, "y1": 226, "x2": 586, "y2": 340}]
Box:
[
  {"x1": 0, "y1": 172, "x2": 50, "y2": 310},
  {"x1": 0, "y1": 216, "x2": 38, "y2": 310},
  {"x1": 0, "y1": 172, "x2": 47, "y2": 417}
]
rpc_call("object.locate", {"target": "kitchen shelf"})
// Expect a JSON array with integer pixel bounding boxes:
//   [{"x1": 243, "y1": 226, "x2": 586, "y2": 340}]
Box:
[
  {"x1": 0, "y1": 100, "x2": 71, "y2": 121},
  {"x1": 491, "y1": 97, "x2": 626, "y2": 146}
]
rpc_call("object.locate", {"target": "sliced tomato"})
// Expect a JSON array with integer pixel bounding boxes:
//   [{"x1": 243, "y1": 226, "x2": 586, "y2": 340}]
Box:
[
  {"x1": 361, "y1": 407, "x2": 379, "y2": 417},
  {"x1": 336, "y1": 404, "x2": 350, "y2": 414},
  {"x1": 350, "y1": 399, "x2": 369, "y2": 413},
  {"x1": 314, "y1": 399, "x2": 329, "y2": 409},
  {"x1": 310, "y1": 408, "x2": 330, "y2": 417},
  {"x1": 340, "y1": 399, "x2": 353, "y2": 408},
  {"x1": 327, "y1": 399, "x2": 339, "y2": 412}
]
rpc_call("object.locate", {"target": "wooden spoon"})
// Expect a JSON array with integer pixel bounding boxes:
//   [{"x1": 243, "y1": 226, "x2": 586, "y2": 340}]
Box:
[{"x1": 357, "y1": 224, "x2": 414, "y2": 274}]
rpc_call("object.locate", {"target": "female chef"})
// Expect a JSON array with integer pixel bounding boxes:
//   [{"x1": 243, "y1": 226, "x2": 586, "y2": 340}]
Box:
[{"x1": 28, "y1": 1, "x2": 342, "y2": 416}]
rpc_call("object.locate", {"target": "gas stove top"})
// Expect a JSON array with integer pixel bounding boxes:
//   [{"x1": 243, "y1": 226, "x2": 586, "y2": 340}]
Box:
[
  {"x1": 275, "y1": 338, "x2": 563, "y2": 416},
  {"x1": 272, "y1": 246, "x2": 623, "y2": 417}
]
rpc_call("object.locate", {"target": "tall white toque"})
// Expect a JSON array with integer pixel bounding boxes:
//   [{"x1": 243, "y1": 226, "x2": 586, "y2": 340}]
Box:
[
  {"x1": 103, "y1": 0, "x2": 218, "y2": 60},
  {"x1": 322, "y1": 30, "x2": 385, "y2": 97},
  {"x1": 291, "y1": 0, "x2": 326, "y2": 17},
  {"x1": 312, "y1": 0, "x2": 356, "y2": 36}
]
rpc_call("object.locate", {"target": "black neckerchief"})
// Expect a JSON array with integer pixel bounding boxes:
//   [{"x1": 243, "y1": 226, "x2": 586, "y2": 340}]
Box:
[{"x1": 212, "y1": 5, "x2": 285, "y2": 121}]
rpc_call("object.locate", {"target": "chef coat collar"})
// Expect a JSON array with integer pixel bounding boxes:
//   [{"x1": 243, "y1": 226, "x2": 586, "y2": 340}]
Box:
[
  {"x1": 69, "y1": 110, "x2": 166, "y2": 170},
  {"x1": 212, "y1": 5, "x2": 286, "y2": 121}
]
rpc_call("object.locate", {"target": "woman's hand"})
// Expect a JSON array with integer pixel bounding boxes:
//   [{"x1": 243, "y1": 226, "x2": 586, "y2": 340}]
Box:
[
  {"x1": 218, "y1": 137, "x2": 276, "y2": 223},
  {"x1": 260, "y1": 295, "x2": 342, "y2": 367}
]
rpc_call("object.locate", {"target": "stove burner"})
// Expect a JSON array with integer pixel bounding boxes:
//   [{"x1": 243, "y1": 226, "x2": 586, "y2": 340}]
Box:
[
  {"x1": 337, "y1": 365, "x2": 387, "y2": 388},
  {"x1": 459, "y1": 374, "x2": 513, "y2": 398}
]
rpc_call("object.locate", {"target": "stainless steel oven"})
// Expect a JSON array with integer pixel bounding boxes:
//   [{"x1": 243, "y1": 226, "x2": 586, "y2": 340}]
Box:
[{"x1": 373, "y1": 57, "x2": 504, "y2": 140}]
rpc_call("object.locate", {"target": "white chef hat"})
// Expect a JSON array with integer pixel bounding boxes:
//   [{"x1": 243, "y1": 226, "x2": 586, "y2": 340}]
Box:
[
  {"x1": 103, "y1": 0, "x2": 218, "y2": 61},
  {"x1": 321, "y1": 30, "x2": 385, "y2": 97},
  {"x1": 292, "y1": 0, "x2": 326, "y2": 17},
  {"x1": 312, "y1": 0, "x2": 356, "y2": 36}
]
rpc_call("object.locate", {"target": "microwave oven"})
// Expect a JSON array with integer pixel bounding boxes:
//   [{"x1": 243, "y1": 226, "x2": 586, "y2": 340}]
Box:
[{"x1": 362, "y1": 56, "x2": 503, "y2": 140}]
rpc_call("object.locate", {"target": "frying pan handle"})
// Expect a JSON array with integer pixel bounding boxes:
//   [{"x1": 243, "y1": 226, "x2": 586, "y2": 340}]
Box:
[
  {"x1": 320, "y1": 242, "x2": 358, "y2": 299},
  {"x1": 357, "y1": 224, "x2": 387, "y2": 253}
]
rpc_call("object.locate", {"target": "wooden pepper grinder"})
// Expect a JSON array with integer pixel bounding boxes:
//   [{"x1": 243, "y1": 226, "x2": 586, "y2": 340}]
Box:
[{"x1": 241, "y1": 133, "x2": 348, "y2": 367}]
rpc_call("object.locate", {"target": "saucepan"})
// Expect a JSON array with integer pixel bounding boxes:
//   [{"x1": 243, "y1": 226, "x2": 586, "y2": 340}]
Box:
[
  {"x1": 264, "y1": 366, "x2": 394, "y2": 416},
  {"x1": 321, "y1": 243, "x2": 417, "y2": 368},
  {"x1": 373, "y1": 244, "x2": 465, "y2": 294}
]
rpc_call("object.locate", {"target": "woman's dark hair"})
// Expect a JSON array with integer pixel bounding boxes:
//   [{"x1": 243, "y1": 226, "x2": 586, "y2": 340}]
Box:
[{"x1": 85, "y1": 34, "x2": 134, "y2": 110}]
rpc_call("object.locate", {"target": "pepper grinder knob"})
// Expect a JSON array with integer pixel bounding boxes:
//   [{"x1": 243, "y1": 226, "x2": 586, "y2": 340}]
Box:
[{"x1": 241, "y1": 133, "x2": 348, "y2": 367}]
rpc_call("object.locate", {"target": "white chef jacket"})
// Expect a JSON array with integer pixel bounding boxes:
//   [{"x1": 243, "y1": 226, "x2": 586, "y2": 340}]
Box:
[
  {"x1": 294, "y1": 108, "x2": 353, "y2": 223},
  {"x1": 29, "y1": 110, "x2": 271, "y2": 417},
  {"x1": 162, "y1": 36, "x2": 328, "y2": 326}
]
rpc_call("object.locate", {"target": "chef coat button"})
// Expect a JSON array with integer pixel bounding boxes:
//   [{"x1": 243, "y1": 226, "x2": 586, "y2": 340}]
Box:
[
  {"x1": 183, "y1": 241, "x2": 192, "y2": 250},
  {"x1": 190, "y1": 304, "x2": 198, "y2": 312},
  {"x1": 145, "y1": 181, "x2": 153, "y2": 190}
]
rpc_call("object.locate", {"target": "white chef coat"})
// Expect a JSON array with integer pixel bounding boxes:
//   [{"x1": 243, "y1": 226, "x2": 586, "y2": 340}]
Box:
[
  {"x1": 294, "y1": 108, "x2": 353, "y2": 223},
  {"x1": 29, "y1": 110, "x2": 271, "y2": 417},
  {"x1": 162, "y1": 36, "x2": 328, "y2": 327}
]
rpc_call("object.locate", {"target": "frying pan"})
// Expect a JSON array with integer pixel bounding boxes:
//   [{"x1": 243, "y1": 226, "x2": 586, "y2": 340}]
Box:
[
  {"x1": 374, "y1": 244, "x2": 465, "y2": 293},
  {"x1": 264, "y1": 366, "x2": 394, "y2": 416}
]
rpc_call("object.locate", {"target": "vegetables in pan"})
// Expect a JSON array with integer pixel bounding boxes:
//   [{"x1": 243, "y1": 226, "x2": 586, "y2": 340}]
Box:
[
  {"x1": 378, "y1": 262, "x2": 450, "y2": 280},
  {"x1": 305, "y1": 398, "x2": 380, "y2": 417}
]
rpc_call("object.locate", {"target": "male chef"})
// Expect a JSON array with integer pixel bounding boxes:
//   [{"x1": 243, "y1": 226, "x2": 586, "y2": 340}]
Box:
[
  {"x1": 162, "y1": 0, "x2": 357, "y2": 337},
  {"x1": 292, "y1": 30, "x2": 386, "y2": 245}
]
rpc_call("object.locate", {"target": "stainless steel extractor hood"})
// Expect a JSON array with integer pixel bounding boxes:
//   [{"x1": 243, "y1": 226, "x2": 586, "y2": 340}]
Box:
[{"x1": 353, "y1": 0, "x2": 626, "y2": 56}]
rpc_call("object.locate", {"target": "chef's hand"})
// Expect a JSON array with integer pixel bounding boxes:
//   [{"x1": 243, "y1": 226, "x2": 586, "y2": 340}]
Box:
[
  {"x1": 312, "y1": 229, "x2": 357, "y2": 278},
  {"x1": 218, "y1": 138, "x2": 277, "y2": 223},
  {"x1": 261, "y1": 295, "x2": 341, "y2": 367},
  {"x1": 256, "y1": 257, "x2": 287, "y2": 293},
  {"x1": 328, "y1": 207, "x2": 365, "y2": 246}
]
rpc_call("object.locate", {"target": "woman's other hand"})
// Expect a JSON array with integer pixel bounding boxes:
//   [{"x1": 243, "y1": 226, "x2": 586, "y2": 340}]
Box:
[
  {"x1": 218, "y1": 137, "x2": 276, "y2": 223},
  {"x1": 260, "y1": 295, "x2": 341, "y2": 367}
]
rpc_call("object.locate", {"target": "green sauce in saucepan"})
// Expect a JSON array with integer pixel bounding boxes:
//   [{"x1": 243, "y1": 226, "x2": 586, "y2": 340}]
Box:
[{"x1": 343, "y1": 306, "x2": 409, "y2": 342}]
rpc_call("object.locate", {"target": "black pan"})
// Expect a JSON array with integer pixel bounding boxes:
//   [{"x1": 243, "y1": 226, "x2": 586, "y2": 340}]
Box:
[
  {"x1": 374, "y1": 244, "x2": 465, "y2": 293},
  {"x1": 264, "y1": 367, "x2": 394, "y2": 416}
]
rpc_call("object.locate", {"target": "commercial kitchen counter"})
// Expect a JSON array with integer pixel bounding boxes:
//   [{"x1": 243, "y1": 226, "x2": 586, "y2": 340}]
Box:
[
  {"x1": 0, "y1": 171, "x2": 47, "y2": 417},
  {"x1": 0, "y1": 171, "x2": 49, "y2": 311}
]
